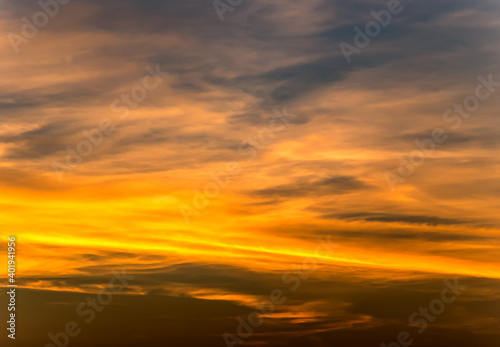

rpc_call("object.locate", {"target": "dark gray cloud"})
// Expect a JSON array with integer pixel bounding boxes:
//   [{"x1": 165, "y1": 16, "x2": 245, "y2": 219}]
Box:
[
  {"x1": 396, "y1": 128, "x2": 500, "y2": 150},
  {"x1": 0, "y1": 120, "x2": 82, "y2": 159},
  {"x1": 326, "y1": 212, "x2": 469, "y2": 226},
  {"x1": 332, "y1": 229, "x2": 489, "y2": 242},
  {"x1": 252, "y1": 175, "x2": 370, "y2": 198}
]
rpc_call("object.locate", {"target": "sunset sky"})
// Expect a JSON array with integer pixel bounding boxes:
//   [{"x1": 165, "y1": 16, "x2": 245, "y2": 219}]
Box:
[{"x1": 1, "y1": 0, "x2": 499, "y2": 346}]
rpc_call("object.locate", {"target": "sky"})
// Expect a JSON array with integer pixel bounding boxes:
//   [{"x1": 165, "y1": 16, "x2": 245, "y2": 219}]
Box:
[{"x1": 0, "y1": 0, "x2": 499, "y2": 346}]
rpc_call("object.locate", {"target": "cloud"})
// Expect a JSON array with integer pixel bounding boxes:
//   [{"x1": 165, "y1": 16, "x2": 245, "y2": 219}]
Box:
[
  {"x1": 327, "y1": 212, "x2": 470, "y2": 226},
  {"x1": 252, "y1": 176, "x2": 371, "y2": 198},
  {"x1": 1, "y1": 0, "x2": 500, "y2": 346}
]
